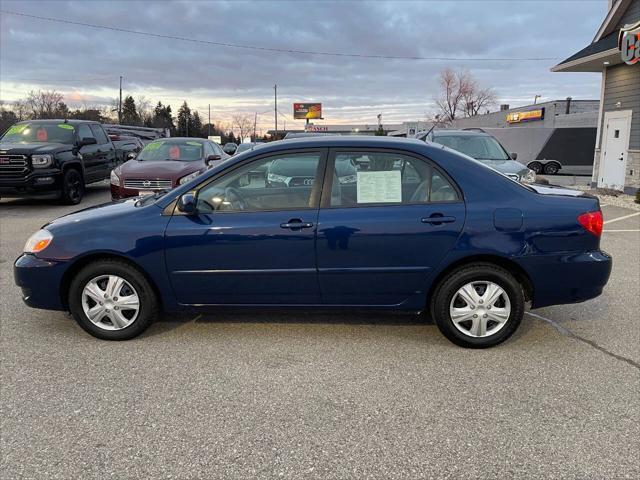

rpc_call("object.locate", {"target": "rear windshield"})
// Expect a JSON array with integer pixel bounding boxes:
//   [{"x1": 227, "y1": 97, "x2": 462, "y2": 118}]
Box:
[
  {"x1": 435, "y1": 135, "x2": 509, "y2": 161},
  {"x1": 137, "y1": 140, "x2": 203, "y2": 161},
  {"x1": 0, "y1": 122, "x2": 76, "y2": 144}
]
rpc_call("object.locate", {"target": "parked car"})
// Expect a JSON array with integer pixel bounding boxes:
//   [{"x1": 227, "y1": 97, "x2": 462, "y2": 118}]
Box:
[
  {"x1": 103, "y1": 124, "x2": 169, "y2": 145},
  {"x1": 110, "y1": 137, "x2": 227, "y2": 200},
  {"x1": 15, "y1": 137, "x2": 611, "y2": 348},
  {"x1": 234, "y1": 142, "x2": 263, "y2": 155},
  {"x1": 0, "y1": 119, "x2": 117, "y2": 204},
  {"x1": 109, "y1": 134, "x2": 144, "y2": 164},
  {"x1": 266, "y1": 153, "x2": 357, "y2": 187},
  {"x1": 416, "y1": 129, "x2": 537, "y2": 183},
  {"x1": 222, "y1": 142, "x2": 238, "y2": 155}
]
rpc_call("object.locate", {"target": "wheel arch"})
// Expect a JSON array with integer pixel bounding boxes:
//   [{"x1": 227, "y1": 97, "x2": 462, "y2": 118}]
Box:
[
  {"x1": 60, "y1": 252, "x2": 163, "y2": 310},
  {"x1": 426, "y1": 254, "x2": 534, "y2": 308}
]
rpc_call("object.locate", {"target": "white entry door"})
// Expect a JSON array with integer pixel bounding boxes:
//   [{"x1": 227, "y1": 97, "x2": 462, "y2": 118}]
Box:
[{"x1": 599, "y1": 111, "x2": 631, "y2": 190}]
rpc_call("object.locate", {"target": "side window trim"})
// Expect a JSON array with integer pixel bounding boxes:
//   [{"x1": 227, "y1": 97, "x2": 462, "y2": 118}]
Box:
[
  {"x1": 181, "y1": 148, "x2": 328, "y2": 215},
  {"x1": 320, "y1": 147, "x2": 462, "y2": 209}
]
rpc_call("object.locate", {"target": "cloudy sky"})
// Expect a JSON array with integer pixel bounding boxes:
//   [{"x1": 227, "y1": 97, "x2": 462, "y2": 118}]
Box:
[{"x1": 0, "y1": 0, "x2": 606, "y2": 131}]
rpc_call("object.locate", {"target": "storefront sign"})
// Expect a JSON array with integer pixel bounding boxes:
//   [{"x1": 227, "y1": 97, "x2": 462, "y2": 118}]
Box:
[
  {"x1": 506, "y1": 108, "x2": 545, "y2": 124},
  {"x1": 618, "y1": 21, "x2": 640, "y2": 65},
  {"x1": 305, "y1": 125, "x2": 328, "y2": 132}
]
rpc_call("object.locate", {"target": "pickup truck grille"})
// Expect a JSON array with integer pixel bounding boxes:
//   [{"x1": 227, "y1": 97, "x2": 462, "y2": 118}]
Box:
[
  {"x1": 0, "y1": 155, "x2": 29, "y2": 179},
  {"x1": 123, "y1": 179, "x2": 173, "y2": 190}
]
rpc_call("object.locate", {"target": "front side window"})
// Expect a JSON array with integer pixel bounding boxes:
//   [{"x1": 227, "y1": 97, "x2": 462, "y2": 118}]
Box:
[
  {"x1": 196, "y1": 152, "x2": 322, "y2": 213},
  {"x1": 89, "y1": 125, "x2": 109, "y2": 145},
  {"x1": 77, "y1": 124, "x2": 95, "y2": 142},
  {"x1": 329, "y1": 152, "x2": 458, "y2": 207}
]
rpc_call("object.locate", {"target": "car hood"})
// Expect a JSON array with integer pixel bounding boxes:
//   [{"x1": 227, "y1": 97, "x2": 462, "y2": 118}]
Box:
[
  {"x1": 478, "y1": 159, "x2": 527, "y2": 175},
  {"x1": 45, "y1": 197, "x2": 145, "y2": 231},
  {"x1": 119, "y1": 159, "x2": 204, "y2": 180},
  {"x1": 0, "y1": 142, "x2": 71, "y2": 155}
]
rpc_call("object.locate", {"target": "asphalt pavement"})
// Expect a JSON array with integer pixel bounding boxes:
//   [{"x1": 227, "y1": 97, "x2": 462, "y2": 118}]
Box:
[{"x1": 1, "y1": 183, "x2": 639, "y2": 479}]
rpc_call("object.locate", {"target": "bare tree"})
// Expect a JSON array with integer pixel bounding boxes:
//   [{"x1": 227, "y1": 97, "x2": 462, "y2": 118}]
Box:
[
  {"x1": 25, "y1": 90, "x2": 65, "y2": 119},
  {"x1": 12, "y1": 99, "x2": 30, "y2": 121},
  {"x1": 137, "y1": 95, "x2": 153, "y2": 126},
  {"x1": 434, "y1": 69, "x2": 496, "y2": 123},
  {"x1": 232, "y1": 114, "x2": 252, "y2": 142}
]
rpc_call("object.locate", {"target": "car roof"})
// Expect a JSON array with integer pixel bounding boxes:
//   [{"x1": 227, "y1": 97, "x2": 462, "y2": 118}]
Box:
[
  {"x1": 432, "y1": 129, "x2": 491, "y2": 137},
  {"x1": 17, "y1": 119, "x2": 101, "y2": 125},
  {"x1": 264, "y1": 135, "x2": 427, "y2": 148},
  {"x1": 152, "y1": 137, "x2": 207, "y2": 143}
]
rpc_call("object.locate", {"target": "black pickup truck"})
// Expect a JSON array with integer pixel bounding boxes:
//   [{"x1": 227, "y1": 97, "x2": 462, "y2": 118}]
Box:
[{"x1": 0, "y1": 119, "x2": 118, "y2": 204}]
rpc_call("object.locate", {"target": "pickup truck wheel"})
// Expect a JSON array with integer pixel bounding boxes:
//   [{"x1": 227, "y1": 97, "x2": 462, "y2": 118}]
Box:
[
  {"x1": 431, "y1": 263, "x2": 524, "y2": 348},
  {"x1": 528, "y1": 162, "x2": 543, "y2": 174},
  {"x1": 543, "y1": 162, "x2": 560, "y2": 175},
  {"x1": 61, "y1": 168, "x2": 84, "y2": 205},
  {"x1": 68, "y1": 260, "x2": 158, "y2": 340}
]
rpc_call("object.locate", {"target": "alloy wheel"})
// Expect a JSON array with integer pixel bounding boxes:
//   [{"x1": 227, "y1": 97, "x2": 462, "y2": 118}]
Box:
[
  {"x1": 81, "y1": 275, "x2": 140, "y2": 330},
  {"x1": 449, "y1": 281, "x2": 511, "y2": 338}
]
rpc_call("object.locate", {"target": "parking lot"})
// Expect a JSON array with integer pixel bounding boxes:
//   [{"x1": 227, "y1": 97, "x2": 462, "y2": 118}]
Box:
[{"x1": 1, "y1": 184, "x2": 639, "y2": 479}]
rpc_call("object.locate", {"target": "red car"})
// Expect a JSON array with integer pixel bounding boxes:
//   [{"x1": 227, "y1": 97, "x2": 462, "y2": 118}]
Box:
[{"x1": 110, "y1": 138, "x2": 228, "y2": 200}]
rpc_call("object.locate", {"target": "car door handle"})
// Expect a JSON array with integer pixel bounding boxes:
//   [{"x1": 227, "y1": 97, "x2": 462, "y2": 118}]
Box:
[
  {"x1": 421, "y1": 215, "x2": 456, "y2": 225},
  {"x1": 280, "y1": 219, "x2": 314, "y2": 230}
]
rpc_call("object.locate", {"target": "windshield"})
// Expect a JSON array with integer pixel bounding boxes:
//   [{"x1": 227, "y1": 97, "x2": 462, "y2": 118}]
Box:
[
  {"x1": 434, "y1": 134, "x2": 509, "y2": 161},
  {"x1": 137, "y1": 140, "x2": 204, "y2": 161},
  {"x1": 235, "y1": 143, "x2": 255, "y2": 154},
  {"x1": 0, "y1": 122, "x2": 76, "y2": 144}
]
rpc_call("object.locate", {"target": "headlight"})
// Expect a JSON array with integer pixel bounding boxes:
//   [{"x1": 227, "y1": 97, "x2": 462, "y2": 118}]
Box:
[
  {"x1": 521, "y1": 169, "x2": 536, "y2": 184},
  {"x1": 110, "y1": 168, "x2": 120, "y2": 186},
  {"x1": 32, "y1": 154, "x2": 53, "y2": 168},
  {"x1": 267, "y1": 173, "x2": 290, "y2": 185},
  {"x1": 339, "y1": 174, "x2": 357, "y2": 184},
  {"x1": 179, "y1": 171, "x2": 201, "y2": 185},
  {"x1": 24, "y1": 229, "x2": 53, "y2": 254}
]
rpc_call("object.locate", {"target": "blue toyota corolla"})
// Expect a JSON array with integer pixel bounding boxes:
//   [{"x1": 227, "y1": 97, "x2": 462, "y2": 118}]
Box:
[{"x1": 14, "y1": 137, "x2": 611, "y2": 348}]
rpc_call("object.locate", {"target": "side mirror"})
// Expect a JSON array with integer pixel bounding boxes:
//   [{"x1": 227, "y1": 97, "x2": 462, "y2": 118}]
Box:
[
  {"x1": 177, "y1": 192, "x2": 197, "y2": 215},
  {"x1": 206, "y1": 154, "x2": 222, "y2": 166},
  {"x1": 510, "y1": 152, "x2": 518, "y2": 160},
  {"x1": 126, "y1": 152, "x2": 137, "y2": 160},
  {"x1": 79, "y1": 137, "x2": 97, "y2": 147}
]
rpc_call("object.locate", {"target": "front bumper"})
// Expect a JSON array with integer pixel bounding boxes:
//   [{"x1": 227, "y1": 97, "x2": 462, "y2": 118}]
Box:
[
  {"x1": 111, "y1": 183, "x2": 174, "y2": 200},
  {"x1": 0, "y1": 170, "x2": 62, "y2": 197},
  {"x1": 519, "y1": 250, "x2": 612, "y2": 308},
  {"x1": 14, "y1": 254, "x2": 68, "y2": 310}
]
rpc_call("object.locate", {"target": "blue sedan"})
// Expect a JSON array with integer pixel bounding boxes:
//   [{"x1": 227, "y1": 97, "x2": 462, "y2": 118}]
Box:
[{"x1": 14, "y1": 137, "x2": 611, "y2": 348}]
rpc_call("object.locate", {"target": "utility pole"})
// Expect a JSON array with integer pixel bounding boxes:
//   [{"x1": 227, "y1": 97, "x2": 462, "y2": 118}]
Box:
[
  {"x1": 118, "y1": 76, "x2": 123, "y2": 124},
  {"x1": 534, "y1": 94, "x2": 541, "y2": 105},
  {"x1": 208, "y1": 104, "x2": 211, "y2": 137},
  {"x1": 253, "y1": 112, "x2": 258, "y2": 141},
  {"x1": 274, "y1": 84, "x2": 278, "y2": 139}
]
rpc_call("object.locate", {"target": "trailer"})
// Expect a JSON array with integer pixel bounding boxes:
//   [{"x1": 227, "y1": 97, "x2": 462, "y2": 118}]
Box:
[{"x1": 476, "y1": 127, "x2": 596, "y2": 175}]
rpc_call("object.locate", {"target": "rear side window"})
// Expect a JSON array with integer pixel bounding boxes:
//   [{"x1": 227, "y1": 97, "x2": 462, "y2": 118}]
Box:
[
  {"x1": 329, "y1": 152, "x2": 458, "y2": 207},
  {"x1": 89, "y1": 125, "x2": 109, "y2": 145}
]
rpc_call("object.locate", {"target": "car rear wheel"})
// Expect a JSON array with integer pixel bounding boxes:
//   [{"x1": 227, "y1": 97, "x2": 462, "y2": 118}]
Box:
[
  {"x1": 60, "y1": 168, "x2": 84, "y2": 205},
  {"x1": 543, "y1": 162, "x2": 560, "y2": 175},
  {"x1": 431, "y1": 263, "x2": 524, "y2": 348},
  {"x1": 68, "y1": 260, "x2": 158, "y2": 340},
  {"x1": 528, "y1": 162, "x2": 543, "y2": 174}
]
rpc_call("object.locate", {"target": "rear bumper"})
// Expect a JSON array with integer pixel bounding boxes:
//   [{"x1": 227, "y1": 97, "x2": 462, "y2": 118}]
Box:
[
  {"x1": 518, "y1": 250, "x2": 612, "y2": 308},
  {"x1": 14, "y1": 254, "x2": 68, "y2": 310}
]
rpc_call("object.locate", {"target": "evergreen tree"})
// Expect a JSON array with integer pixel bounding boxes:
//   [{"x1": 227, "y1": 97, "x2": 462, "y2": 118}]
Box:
[
  {"x1": 192, "y1": 111, "x2": 203, "y2": 138},
  {"x1": 121, "y1": 96, "x2": 139, "y2": 126},
  {"x1": 176, "y1": 101, "x2": 192, "y2": 137},
  {"x1": 152, "y1": 102, "x2": 175, "y2": 133}
]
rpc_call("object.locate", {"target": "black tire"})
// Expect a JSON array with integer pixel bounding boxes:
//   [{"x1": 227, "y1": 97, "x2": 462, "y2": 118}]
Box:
[
  {"x1": 60, "y1": 168, "x2": 84, "y2": 205},
  {"x1": 543, "y1": 162, "x2": 560, "y2": 175},
  {"x1": 68, "y1": 259, "x2": 159, "y2": 340},
  {"x1": 528, "y1": 162, "x2": 543, "y2": 174},
  {"x1": 430, "y1": 263, "x2": 524, "y2": 348}
]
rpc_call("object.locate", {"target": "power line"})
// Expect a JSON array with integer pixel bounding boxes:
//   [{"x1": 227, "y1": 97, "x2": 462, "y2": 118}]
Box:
[{"x1": 0, "y1": 10, "x2": 561, "y2": 62}]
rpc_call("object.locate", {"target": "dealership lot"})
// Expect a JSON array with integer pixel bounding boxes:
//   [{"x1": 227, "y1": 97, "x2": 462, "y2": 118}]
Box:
[{"x1": 1, "y1": 185, "x2": 639, "y2": 478}]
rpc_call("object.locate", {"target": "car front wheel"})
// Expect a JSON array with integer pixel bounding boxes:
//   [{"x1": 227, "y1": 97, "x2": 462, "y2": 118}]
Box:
[
  {"x1": 431, "y1": 263, "x2": 524, "y2": 348},
  {"x1": 68, "y1": 260, "x2": 158, "y2": 340}
]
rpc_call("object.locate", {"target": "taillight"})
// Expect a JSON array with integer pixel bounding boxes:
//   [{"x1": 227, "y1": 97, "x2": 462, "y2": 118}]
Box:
[{"x1": 578, "y1": 210, "x2": 603, "y2": 237}]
